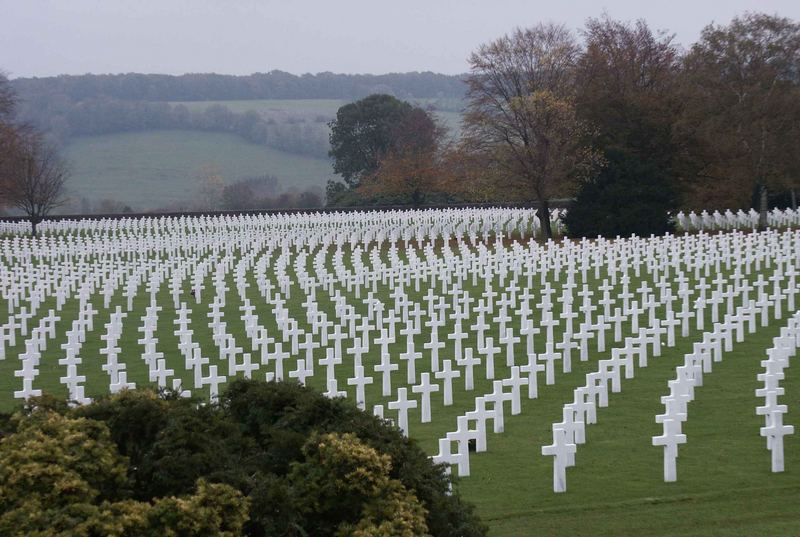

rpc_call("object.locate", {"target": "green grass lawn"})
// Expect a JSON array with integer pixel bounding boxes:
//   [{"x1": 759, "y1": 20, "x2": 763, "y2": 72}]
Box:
[
  {"x1": 63, "y1": 130, "x2": 334, "y2": 210},
  {"x1": 459, "y1": 320, "x2": 800, "y2": 537},
  {"x1": 0, "y1": 230, "x2": 797, "y2": 537}
]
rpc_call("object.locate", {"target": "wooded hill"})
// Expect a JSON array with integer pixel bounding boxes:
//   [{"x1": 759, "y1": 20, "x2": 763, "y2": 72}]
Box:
[{"x1": 11, "y1": 70, "x2": 465, "y2": 104}]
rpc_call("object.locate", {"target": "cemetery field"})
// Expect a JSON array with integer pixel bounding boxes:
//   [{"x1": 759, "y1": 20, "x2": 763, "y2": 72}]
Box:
[
  {"x1": 459, "y1": 323, "x2": 800, "y2": 537},
  {"x1": 0, "y1": 208, "x2": 799, "y2": 536},
  {"x1": 63, "y1": 130, "x2": 333, "y2": 209}
]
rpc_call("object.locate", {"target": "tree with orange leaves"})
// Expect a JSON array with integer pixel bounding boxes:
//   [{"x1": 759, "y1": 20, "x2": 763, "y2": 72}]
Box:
[{"x1": 358, "y1": 108, "x2": 457, "y2": 207}]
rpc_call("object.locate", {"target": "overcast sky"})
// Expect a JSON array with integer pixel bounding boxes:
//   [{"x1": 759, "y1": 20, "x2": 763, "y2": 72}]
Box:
[{"x1": 2, "y1": 0, "x2": 799, "y2": 79}]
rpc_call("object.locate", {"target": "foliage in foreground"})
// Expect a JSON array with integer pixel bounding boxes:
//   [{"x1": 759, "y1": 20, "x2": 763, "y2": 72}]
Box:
[
  {"x1": 0, "y1": 409, "x2": 249, "y2": 536},
  {"x1": 0, "y1": 380, "x2": 486, "y2": 537}
]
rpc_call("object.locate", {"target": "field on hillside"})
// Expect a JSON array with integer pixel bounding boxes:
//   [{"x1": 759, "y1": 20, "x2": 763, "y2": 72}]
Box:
[
  {"x1": 1, "y1": 209, "x2": 798, "y2": 536},
  {"x1": 169, "y1": 98, "x2": 348, "y2": 116},
  {"x1": 63, "y1": 130, "x2": 333, "y2": 210},
  {"x1": 169, "y1": 98, "x2": 465, "y2": 133},
  {"x1": 61, "y1": 99, "x2": 463, "y2": 211},
  {"x1": 169, "y1": 97, "x2": 465, "y2": 113}
]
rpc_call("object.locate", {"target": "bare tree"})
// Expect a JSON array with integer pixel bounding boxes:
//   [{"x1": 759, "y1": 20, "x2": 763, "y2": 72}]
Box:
[
  {"x1": 195, "y1": 164, "x2": 225, "y2": 210},
  {"x1": 464, "y1": 23, "x2": 600, "y2": 238},
  {"x1": 0, "y1": 130, "x2": 69, "y2": 236}
]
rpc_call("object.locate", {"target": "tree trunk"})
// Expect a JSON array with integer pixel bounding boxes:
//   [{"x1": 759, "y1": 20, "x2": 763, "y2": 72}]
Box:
[
  {"x1": 411, "y1": 188, "x2": 422, "y2": 208},
  {"x1": 30, "y1": 218, "x2": 37, "y2": 237},
  {"x1": 537, "y1": 200, "x2": 553, "y2": 240},
  {"x1": 758, "y1": 184, "x2": 768, "y2": 230},
  {"x1": 791, "y1": 188, "x2": 797, "y2": 211}
]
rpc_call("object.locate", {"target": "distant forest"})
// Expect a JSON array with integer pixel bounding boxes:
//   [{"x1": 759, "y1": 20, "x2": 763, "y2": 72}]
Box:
[
  {"x1": 11, "y1": 71, "x2": 466, "y2": 102},
  {"x1": 10, "y1": 71, "x2": 467, "y2": 157}
]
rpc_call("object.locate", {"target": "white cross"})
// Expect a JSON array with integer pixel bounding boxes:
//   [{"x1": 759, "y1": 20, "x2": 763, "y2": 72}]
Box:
[
  {"x1": 435, "y1": 359, "x2": 461, "y2": 406},
  {"x1": 484, "y1": 380, "x2": 509, "y2": 433},
  {"x1": 520, "y1": 352, "x2": 545, "y2": 399},
  {"x1": 288, "y1": 359, "x2": 312, "y2": 386},
  {"x1": 481, "y1": 336, "x2": 500, "y2": 380},
  {"x1": 458, "y1": 348, "x2": 481, "y2": 391},
  {"x1": 542, "y1": 427, "x2": 576, "y2": 493},
  {"x1": 324, "y1": 377, "x2": 347, "y2": 399},
  {"x1": 502, "y1": 366, "x2": 528, "y2": 415},
  {"x1": 347, "y1": 364, "x2": 374, "y2": 410},
  {"x1": 539, "y1": 342, "x2": 561, "y2": 385},
  {"x1": 374, "y1": 351, "x2": 399, "y2": 397},
  {"x1": 445, "y1": 415, "x2": 475, "y2": 477},
  {"x1": 423, "y1": 326, "x2": 445, "y2": 373},
  {"x1": 652, "y1": 418, "x2": 686, "y2": 482},
  {"x1": 399, "y1": 338, "x2": 422, "y2": 385},
  {"x1": 388, "y1": 387, "x2": 418, "y2": 437},
  {"x1": 412, "y1": 372, "x2": 440, "y2": 423},
  {"x1": 201, "y1": 365, "x2": 226, "y2": 401},
  {"x1": 761, "y1": 412, "x2": 794, "y2": 473}
]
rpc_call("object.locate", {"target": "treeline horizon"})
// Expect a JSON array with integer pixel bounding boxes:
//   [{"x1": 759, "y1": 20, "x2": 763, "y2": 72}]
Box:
[{"x1": 10, "y1": 70, "x2": 467, "y2": 102}]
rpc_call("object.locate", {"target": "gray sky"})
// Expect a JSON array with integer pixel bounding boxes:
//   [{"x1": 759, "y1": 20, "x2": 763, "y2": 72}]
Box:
[{"x1": 2, "y1": 0, "x2": 799, "y2": 79}]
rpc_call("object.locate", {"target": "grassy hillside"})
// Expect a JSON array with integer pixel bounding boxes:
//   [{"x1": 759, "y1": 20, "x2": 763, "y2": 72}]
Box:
[
  {"x1": 170, "y1": 98, "x2": 348, "y2": 116},
  {"x1": 170, "y1": 98, "x2": 464, "y2": 133},
  {"x1": 63, "y1": 130, "x2": 334, "y2": 210},
  {"x1": 170, "y1": 97, "x2": 464, "y2": 114},
  {"x1": 60, "y1": 99, "x2": 464, "y2": 212}
]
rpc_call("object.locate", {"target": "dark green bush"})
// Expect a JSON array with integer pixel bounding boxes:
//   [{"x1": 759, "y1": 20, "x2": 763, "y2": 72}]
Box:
[
  {"x1": 565, "y1": 149, "x2": 679, "y2": 238},
  {"x1": 60, "y1": 380, "x2": 488, "y2": 537}
]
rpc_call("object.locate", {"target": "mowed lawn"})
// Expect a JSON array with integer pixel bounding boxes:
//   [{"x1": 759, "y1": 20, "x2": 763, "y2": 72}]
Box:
[
  {"x1": 0, "y1": 239, "x2": 797, "y2": 537},
  {"x1": 458, "y1": 323, "x2": 800, "y2": 537},
  {"x1": 63, "y1": 130, "x2": 334, "y2": 209}
]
